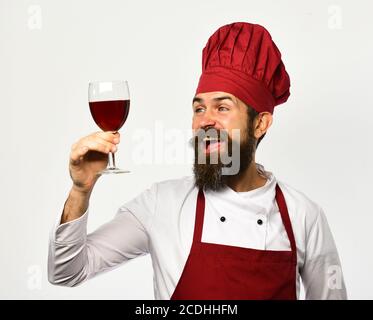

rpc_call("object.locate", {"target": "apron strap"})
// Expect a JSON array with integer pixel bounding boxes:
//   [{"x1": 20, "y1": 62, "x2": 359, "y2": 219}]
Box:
[
  {"x1": 275, "y1": 184, "x2": 297, "y2": 264},
  {"x1": 193, "y1": 188, "x2": 205, "y2": 244}
]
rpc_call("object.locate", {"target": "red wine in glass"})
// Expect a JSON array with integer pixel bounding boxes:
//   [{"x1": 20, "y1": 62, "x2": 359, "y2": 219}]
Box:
[
  {"x1": 88, "y1": 81, "x2": 130, "y2": 174},
  {"x1": 89, "y1": 100, "x2": 130, "y2": 132}
]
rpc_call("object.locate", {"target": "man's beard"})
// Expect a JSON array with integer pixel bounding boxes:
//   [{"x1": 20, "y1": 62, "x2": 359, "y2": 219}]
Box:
[{"x1": 192, "y1": 120, "x2": 257, "y2": 191}]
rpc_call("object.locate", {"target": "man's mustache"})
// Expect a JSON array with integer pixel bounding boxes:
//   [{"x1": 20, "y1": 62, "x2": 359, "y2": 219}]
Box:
[{"x1": 188, "y1": 128, "x2": 230, "y2": 148}]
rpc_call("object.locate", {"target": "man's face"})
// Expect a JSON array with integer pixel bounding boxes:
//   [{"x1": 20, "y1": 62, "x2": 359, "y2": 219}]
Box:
[{"x1": 191, "y1": 91, "x2": 257, "y2": 191}]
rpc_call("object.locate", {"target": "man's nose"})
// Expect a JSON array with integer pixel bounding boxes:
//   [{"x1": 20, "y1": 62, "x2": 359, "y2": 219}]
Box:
[{"x1": 199, "y1": 109, "x2": 217, "y2": 128}]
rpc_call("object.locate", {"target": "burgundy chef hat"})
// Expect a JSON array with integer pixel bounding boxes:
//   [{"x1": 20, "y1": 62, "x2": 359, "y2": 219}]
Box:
[{"x1": 195, "y1": 22, "x2": 290, "y2": 114}]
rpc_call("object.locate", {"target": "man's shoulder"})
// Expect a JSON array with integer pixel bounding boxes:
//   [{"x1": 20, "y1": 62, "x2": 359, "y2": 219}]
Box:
[
  {"x1": 150, "y1": 175, "x2": 196, "y2": 196},
  {"x1": 119, "y1": 176, "x2": 195, "y2": 219},
  {"x1": 276, "y1": 179, "x2": 323, "y2": 225},
  {"x1": 155, "y1": 175, "x2": 195, "y2": 187}
]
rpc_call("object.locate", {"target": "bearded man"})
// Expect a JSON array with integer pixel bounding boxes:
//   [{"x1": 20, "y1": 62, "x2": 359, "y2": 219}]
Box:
[{"x1": 48, "y1": 22, "x2": 347, "y2": 300}]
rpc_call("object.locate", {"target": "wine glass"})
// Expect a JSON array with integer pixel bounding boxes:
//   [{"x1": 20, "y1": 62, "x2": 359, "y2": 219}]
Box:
[{"x1": 88, "y1": 80, "x2": 130, "y2": 174}]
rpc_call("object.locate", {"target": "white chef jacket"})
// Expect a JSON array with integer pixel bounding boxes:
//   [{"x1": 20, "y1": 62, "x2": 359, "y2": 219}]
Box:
[{"x1": 48, "y1": 163, "x2": 347, "y2": 299}]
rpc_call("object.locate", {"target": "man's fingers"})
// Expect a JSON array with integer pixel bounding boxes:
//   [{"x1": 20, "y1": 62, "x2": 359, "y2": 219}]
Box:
[
  {"x1": 94, "y1": 131, "x2": 120, "y2": 144},
  {"x1": 89, "y1": 136, "x2": 118, "y2": 152},
  {"x1": 70, "y1": 140, "x2": 114, "y2": 163},
  {"x1": 70, "y1": 132, "x2": 120, "y2": 164}
]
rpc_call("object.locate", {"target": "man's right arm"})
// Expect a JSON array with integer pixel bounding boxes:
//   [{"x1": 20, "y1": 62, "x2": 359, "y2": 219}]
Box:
[
  {"x1": 48, "y1": 202, "x2": 150, "y2": 287},
  {"x1": 48, "y1": 131, "x2": 152, "y2": 287},
  {"x1": 60, "y1": 187, "x2": 91, "y2": 224}
]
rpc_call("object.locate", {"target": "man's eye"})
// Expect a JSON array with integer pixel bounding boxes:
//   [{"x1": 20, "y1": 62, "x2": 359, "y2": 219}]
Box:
[
  {"x1": 218, "y1": 106, "x2": 229, "y2": 111},
  {"x1": 194, "y1": 107, "x2": 204, "y2": 113}
]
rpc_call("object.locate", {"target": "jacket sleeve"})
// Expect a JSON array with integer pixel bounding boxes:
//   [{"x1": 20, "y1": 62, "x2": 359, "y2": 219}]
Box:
[
  {"x1": 48, "y1": 183, "x2": 157, "y2": 287},
  {"x1": 300, "y1": 206, "x2": 348, "y2": 299}
]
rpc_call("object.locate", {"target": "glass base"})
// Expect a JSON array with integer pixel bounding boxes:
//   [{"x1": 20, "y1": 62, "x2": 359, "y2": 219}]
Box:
[{"x1": 100, "y1": 167, "x2": 130, "y2": 175}]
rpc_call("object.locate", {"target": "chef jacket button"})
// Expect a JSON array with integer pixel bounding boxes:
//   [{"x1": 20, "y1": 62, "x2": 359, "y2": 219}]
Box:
[
  {"x1": 220, "y1": 216, "x2": 226, "y2": 222},
  {"x1": 257, "y1": 219, "x2": 263, "y2": 225}
]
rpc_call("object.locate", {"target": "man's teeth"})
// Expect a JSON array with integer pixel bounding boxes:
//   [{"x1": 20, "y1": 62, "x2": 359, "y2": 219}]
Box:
[{"x1": 203, "y1": 137, "x2": 220, "y2": 142}]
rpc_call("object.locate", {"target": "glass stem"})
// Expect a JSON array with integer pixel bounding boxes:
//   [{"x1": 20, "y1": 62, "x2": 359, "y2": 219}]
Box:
[{"x1": 108, "y1": 152, "x2": 116, "y2": 169}]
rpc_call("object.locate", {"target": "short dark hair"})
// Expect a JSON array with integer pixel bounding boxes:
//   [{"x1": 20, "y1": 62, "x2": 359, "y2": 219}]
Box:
[{"x1": 247, "y1": 105, "x2": 266, "y2": 147}]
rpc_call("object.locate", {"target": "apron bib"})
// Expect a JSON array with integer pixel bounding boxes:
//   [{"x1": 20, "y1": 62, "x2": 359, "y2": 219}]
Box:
[{"x1": 171, "y1": 184, "x2": 297, "y2": 300}]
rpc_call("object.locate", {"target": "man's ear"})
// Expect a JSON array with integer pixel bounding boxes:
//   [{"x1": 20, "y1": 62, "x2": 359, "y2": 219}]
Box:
[{"x1": 254, "y1": 112, "x2": 273, "y2": 140}]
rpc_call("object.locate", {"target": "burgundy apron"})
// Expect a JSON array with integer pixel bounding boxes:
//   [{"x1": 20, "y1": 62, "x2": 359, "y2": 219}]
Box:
[{"x1": 171, "y1": 184, "x2": 297, "y2": 300}]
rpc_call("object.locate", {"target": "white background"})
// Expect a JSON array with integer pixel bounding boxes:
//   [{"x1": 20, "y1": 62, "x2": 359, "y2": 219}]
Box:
[{"x1": 1, "y1": 0, "x2": 372, "y2": 299}]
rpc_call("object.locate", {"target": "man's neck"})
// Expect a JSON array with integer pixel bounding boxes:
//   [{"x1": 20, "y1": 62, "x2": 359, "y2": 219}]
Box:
[{"x1": 226, "y1": 161, "x2": 267, "y2": 192}]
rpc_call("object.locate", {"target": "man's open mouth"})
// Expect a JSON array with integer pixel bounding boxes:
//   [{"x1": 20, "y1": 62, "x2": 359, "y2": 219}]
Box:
[{"x1": 203, "y1": 136, "x2": 225, "y2": 154}]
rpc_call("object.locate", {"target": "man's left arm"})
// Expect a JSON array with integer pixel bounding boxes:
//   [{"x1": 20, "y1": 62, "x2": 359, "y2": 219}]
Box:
[{"x1": 300, "y1": 206, "x2": 348, "y2": 299}]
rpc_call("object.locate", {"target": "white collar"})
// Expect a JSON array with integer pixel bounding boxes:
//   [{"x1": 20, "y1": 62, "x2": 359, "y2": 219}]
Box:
[{"x1": 205, "y1": 163, "x2": 277, "y2": 216}]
